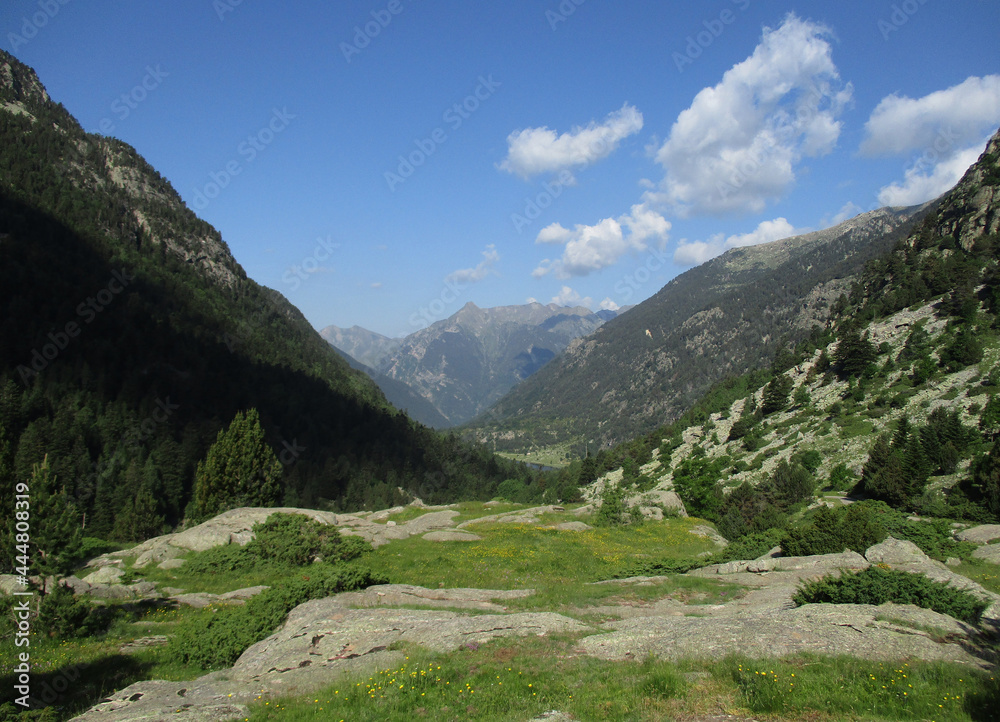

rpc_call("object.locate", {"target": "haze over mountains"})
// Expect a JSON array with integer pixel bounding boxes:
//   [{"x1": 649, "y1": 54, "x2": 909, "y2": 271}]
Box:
[
  {"x1": 322, "y1": 302, "x2": 624, "y2": 427},
  {"x1": 462, "y1": 204, "x2": 931, "y2": 452}
]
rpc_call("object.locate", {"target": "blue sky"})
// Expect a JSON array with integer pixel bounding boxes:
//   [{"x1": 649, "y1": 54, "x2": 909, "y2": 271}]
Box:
[{"x1": 3, "y1": 0, "x2": 999, "y2": 338}]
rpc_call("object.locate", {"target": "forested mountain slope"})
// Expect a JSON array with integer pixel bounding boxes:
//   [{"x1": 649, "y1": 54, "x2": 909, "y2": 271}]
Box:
[
  {"x1": 0, "y1": 50, "x2": 526, "y2": 542},
  {"x1": 467, "y1": 204, "x2": 929, "y2": 454}
]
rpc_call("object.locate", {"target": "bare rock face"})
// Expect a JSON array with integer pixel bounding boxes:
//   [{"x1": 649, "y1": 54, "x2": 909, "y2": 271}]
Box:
[
  {"x1": 422, "y1": 530, "x2": 481, "y2": 542},
  {"x1": 956, "y1": 524, "x2": 1000, "y2": 545},
  {"x1": 972, "y1": 544, "x2": 1000, "y2": 565},
  {"x1": 72, "y1": 588, "x2": 589, "y2": 722},
  {"x1": 864, "y1": 536, "x2": 930, "y2": 566},
  {"x1": 579, "y1": 602, "x2": 987, "y2": 667}
]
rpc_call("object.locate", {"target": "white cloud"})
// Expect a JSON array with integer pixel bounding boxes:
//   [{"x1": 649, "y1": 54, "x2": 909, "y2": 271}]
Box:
[
  {"x1": 533, "y1": 203, "x2": 670, "y2": 278},
  {"x1": 650, "y1": 14, "x2": 852, "y2": 217},
  {"x1": 877, "y1": 145, "x2": 983, "y2": 207},
  {"x1": 598, "y1": 298, "x2": 620, "y2": 311},
  {"x1": 445, "y1": 244, "x2": 500, "y2": 284},
  {"x1": 673, "y1": 217, "x2": 797, "y2": 267},
  {"x1": 859, "y1": 76, "x2": 1000, "y2": 207},
  {"x1": 860, "y1": 75, "x2": 1000, "y2": 156},
  {"x1": 499, "y1": 103, "x2": 644, "y2": 179},
  {"x1": 551, "y1": 286, "x2": 593, "y2": 308},
  {"x1": 370, "y1": 282, "x2": 383, "y2": 289},
  {"x1": 821, "y1": 201, "x2": 863, "y2": 229}
]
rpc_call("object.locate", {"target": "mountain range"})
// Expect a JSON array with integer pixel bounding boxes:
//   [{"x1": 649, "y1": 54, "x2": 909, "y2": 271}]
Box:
[
  {"x1": 463, "y1": 203, "x2": 932, "y2": 454},
  {"x1": 322, "y1": 302, "x2": 623, "y2": 426}
]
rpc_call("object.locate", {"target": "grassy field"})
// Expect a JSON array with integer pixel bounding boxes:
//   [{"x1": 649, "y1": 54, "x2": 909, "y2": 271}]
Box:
[
  {"x1": 244, "y1": 636, "x2": 1000, "y2": 722},
  {"x1": 7, "y1": 507, "x2": 998, "y2": 721}
]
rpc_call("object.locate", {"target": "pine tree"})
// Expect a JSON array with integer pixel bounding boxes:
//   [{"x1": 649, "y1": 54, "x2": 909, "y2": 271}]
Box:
[
  {"x1": 193, "y1": 408, "x2": 283, "y2": 520},
  {"x1": 30, "y1": 456, "x2": 83, "y2": 580},
  {"x1": 762, "y1": 373, "x2": 794, "y2": 415}
]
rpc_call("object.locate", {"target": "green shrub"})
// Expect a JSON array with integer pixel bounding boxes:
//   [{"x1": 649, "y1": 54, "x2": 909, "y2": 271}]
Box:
[
  {"x1": 781, "y1": 504, "x2": 886, "y2": 556},
  {"x1": 185, "y1": 513, "x2": 371, "y2": 574},
  {"x1": 713, "y1": 528, "x2": 785, "y2": 564},
  {"x1": 169, "y1": 565, "x2": 386, "y2": 669},
  {"x1": 793, "y1": 567, "x2": 988, "y2": 624}
]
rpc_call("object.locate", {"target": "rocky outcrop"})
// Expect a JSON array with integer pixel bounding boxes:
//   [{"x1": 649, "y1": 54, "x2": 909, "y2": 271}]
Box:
[
  {"x1": 957, "y1": 524, "x2": 1000, "y2": 544},
  {"x1": 71, "y1": 587, "x2": 589, "y2": 722}
]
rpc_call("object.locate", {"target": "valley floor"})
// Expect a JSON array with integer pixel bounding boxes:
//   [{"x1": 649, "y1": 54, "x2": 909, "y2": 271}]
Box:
[{"x1": 14, "y1": 502, "x2": 997, "y2": 722}]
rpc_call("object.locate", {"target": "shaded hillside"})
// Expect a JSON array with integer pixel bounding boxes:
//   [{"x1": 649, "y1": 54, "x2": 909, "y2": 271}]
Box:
[
  {"x1": 320, "y1": 325, "x2": 401, "y2": 369},
  {"x1": 372, "y1": 301, "x2": 618, "y2": 425},
  {"x1": 0, "y1": 50, "x2": 527, "y2": 540},
  {"x1": 330, "y1": 347, "x2": 450, "y2": 429},
  {"x1": 467, "y1": 205, "x2": 929, "y2": 453}
]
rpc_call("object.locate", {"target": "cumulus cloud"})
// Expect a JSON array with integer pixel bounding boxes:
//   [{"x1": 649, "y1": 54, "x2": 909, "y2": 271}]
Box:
[
  {"x1": 649, "y1": 14, "x2": 852, "y2": 217},
  {"x1": 598, "y1": 298, "x2": 620, "y2": 311},
  {"x1": 860, "y1": 76, "x2": 1000, "y2": 207},
  {"x1": 445, "y1": 244, "x2": 500, "y2": 284},
  {"x1": 532, "y1": 204, "x2": 670, "y2": 278},
  {"x1": 860, "y1": 75, "x2": 1000, "y2": 156},
  {"x1": 877, "y1": 145, "x2": 983, "y2": 207},
  {"x1": 820, "y1": 201, "x2": 863, "y2": 229},
  {"x1": 673, "y1": 217, "x2": 797, "y2": 267},
  {"x1": 499, "y1": 103, "x2": 644, "y2": 179},
  {"x1": 550, "y1": 286, "x2": 593, "y2": 308}
]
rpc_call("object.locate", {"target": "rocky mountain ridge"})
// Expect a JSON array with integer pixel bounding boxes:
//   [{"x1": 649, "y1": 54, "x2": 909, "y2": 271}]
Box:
[
  {"x1": 326, "y1": 302, "x2": 621, "y2": 426},
  {"x1": 466, "y1": 203, "x2": 929, "y2": 453}
]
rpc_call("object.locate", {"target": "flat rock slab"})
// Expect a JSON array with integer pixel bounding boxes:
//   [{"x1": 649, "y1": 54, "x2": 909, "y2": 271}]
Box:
[
  {"x1": 331, "y1": 583, "x2": 533, "y2": 612},
  {"x1": 956, "y1": 524, "x2": 1000, "y2": 544},
  {"x1": 972, "y1": 543, "x2": 1000, "y2": 565},
  {"x1": 457, "y1": 505, "x2": 564, "y2": 529},
  {"x1": 865, "y1": 536, "x2": 929, "y2": 565},
  {"x1": 422, "y1": 530, "x2": 481, "y2": 542},
  {"x1": 74, "y1": 603, "x2": 589, "y2": 722},
  {"x1": 340, "y1": 510, "x2": 461, "y2": 547},
  {"x1": 550, "y1": 522, "x2": 592, "y2": 532},
  {"x1": 580, "y1": 602, "x2": 989, "y2": 668}
]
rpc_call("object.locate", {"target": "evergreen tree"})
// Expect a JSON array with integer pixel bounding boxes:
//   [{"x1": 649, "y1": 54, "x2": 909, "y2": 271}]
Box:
[
  {"x1": 833, "y1": 328, "x2": 877, "y2": 380},
  {"x1": 113, "y1": 487, "x2": 165, "y2": 542},
  {"x1": 762, "y1": 373, "x2": 794, "y2": 415},
  {"x1": 192, "y1": 409, "x2": 283, "y2": 520},
  {"x1": 971, "y1": 443, "x2": 1000, "y2": 521},
  {"x1": 29, "y1": 456, "x2": 83, "y2": 580},
  {"x1": 979, "y1": 396, "x2": 1000, "y2": 441}
]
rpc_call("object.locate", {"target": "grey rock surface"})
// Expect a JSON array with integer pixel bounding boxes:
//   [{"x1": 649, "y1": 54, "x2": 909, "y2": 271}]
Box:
[
  {"x1": 84, "y1": 565, "x2": 125, "y2": 584},
  {"x1": 956, "y1": 524, "x2": 1000, "y2": 544},
  {"x1": 579, "y1": 602, "x2": 988, "y2": 667},
  {"x1": 972, "y1": 544, "x2": 1000, "y2": 565},
  {"x1": 865, "y1": 536, "x2": 930, "y2": 565},
  {"x1": 72, "y1": 590, "x2": 588, "y2": 722},
  {"x1": 422, "y1": 530, "x2": 481, "y2": 542}
]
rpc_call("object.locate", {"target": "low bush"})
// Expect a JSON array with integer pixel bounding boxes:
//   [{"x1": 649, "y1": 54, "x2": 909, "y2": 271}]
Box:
[
  {"x1": 169, "y1": 564, "x2": 387, "y2": 669},
  {"x1": 793, "y1": 566, "x2": 988, "y2": 624},
  {"x1": 781, "y1": 503, "x2": 886, "y2": 556},
  {"x1": 184, "y1": 513, "x2": 371, "y2": 574}
]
